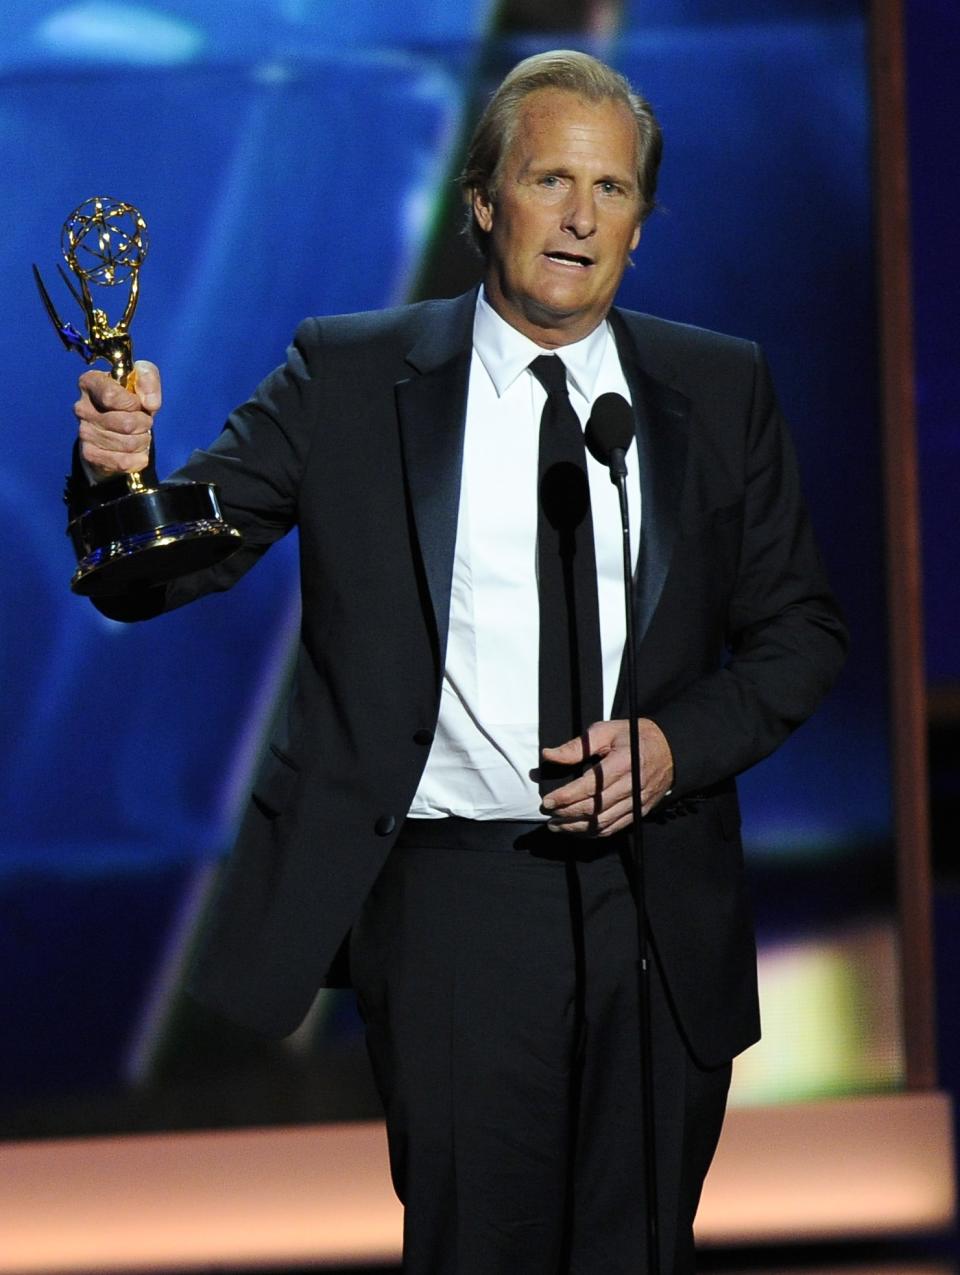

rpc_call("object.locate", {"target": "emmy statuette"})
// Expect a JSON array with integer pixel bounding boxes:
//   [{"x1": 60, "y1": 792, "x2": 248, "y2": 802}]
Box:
[{"x1": 34, "y1": 196, "x2": 242, "y2": 596}]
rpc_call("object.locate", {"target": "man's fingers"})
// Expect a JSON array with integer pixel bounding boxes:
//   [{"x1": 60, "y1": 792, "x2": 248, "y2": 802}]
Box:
[
  {"x1": 543, "y1": 732, "x2": 632, "y2": 812},
  {"x1": 77, "y1": 369, "x2": 139, "y2": 413},
  {"x1": 541, "y1": 718, "x2": 621, "y2": 766},
  {"x1": 540, "y1": 737, "x2": 587, "y2": 765},
  {"x1": 547, "y1": 777, "x2": 662, "y2": 835},
  {"x1": 77, "y1": 361, "x2": 161, "y2": 414},
  {"x1": 77, "y1": 409, "x2": 153, "y2": 473},
  {"x1": 74, "y1": 361, "x2": 160, "y2": 478},
  {"x1": 79, "y1": 444, "x2": 150, "y2": 474},
  {"x1": 541, "y1": 719, "x2": 673, "y2": 833},
  {"x1": 132, "y1": 360, "x2": 162, "y2": 411},
  {"x1": 549, "y1": 794, "x2": 633, "y2": 835},
  {"x1": 74, "y1": 387, "x2": 154, "y2": 443},
  {"x1": 546, "y1": 765, "x2": 632, "y2": 817},
  {"x1": 540, "y1": 720, "x2": 627, "y2": 804},
  {"x1": 78, "y1": 423, "x2": 151, "y2": 458},
  {"x1": 77, "y1": 405, "x2": 151, "y2": 436},
  {"x1": 79, "y1": 422, "x2": 151, "y2": 466}
]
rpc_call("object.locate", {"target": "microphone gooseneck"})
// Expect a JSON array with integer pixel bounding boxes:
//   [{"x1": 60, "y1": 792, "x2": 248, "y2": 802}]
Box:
[{"x1": 586, "y1": 388, "x2": 661, "y2": 1274}]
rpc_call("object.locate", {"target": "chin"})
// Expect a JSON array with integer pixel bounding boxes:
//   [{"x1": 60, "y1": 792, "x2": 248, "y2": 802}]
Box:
[{"x1": 527, "y1": 285, "x2": 594, "y2": 319}]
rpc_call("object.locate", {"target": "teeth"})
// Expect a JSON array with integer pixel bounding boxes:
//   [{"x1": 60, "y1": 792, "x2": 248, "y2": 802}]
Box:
[{"x1": 548, "y1": 253, "x2": 590, "y2": 266}]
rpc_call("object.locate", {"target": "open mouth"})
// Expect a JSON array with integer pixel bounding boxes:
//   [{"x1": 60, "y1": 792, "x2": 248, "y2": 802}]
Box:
[{"x1": 544, "y1": 251, "x2": 593, "y2": 268}]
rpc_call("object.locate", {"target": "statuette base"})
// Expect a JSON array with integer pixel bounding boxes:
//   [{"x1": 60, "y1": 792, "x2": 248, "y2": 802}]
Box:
[{"x1": 68, "y1": 481, "x2": 241, "y2": 597}]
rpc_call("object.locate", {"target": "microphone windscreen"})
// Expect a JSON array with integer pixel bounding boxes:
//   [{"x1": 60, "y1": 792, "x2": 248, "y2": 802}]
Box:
[{"x1": 585, "y1": 392, "x2": 634, "y2": 467}]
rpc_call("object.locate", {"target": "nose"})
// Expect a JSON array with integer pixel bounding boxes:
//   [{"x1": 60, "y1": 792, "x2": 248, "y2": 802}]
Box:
[{"x1": 561, "y1": 185, "x2": 597, "y2": 239}]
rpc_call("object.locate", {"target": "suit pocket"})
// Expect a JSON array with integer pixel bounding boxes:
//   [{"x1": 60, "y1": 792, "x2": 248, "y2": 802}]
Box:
[{"x1": 251, "y1": 744, "x2": 301, "y2": 817}]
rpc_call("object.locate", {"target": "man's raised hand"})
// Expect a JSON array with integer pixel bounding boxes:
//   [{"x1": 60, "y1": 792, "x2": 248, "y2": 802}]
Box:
[{"x1": 75, "y1": 359, "x2": 161, "y2": 481}]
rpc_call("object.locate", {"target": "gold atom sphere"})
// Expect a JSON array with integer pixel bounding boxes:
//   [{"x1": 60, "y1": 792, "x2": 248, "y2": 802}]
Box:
[{"x1": 61, "y1": 196, "x2": 148, "y2": 287}]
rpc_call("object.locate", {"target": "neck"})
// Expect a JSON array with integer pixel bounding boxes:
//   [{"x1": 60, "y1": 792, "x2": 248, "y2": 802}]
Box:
[{"x1": 480, "y1": 281, "x2": 606, "y2": 350}]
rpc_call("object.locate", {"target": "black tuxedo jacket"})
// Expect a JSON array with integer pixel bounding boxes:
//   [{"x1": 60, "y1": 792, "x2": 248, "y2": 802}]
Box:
[{"x1": 81, "y1": 288, "x2": 847, "y2": 1067}]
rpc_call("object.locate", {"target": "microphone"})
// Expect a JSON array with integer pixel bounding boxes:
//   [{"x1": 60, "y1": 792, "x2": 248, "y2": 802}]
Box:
[
  {"x1": 585, "y1": 392, "x2": 633, "y2": 480},
  {"x1": 586, "y1": 388, "x2": 661, "y2": 1272}
]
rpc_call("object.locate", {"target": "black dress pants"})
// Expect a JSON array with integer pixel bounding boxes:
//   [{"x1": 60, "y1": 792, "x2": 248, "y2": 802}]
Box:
[{"x1": 350, "y1": 819, "x2": 732, "y2": 1275}]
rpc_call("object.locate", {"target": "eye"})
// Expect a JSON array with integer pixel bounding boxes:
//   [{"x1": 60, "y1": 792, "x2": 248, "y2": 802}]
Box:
[
  {"x1": 540, "y1": 174, "x2": 561, "y2": 188},
  {"x1": 598, "y1": 180, "x2": 624, "y2": 196}
]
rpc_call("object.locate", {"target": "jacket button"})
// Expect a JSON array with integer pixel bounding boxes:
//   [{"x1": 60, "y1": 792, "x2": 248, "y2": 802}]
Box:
[
  {"x1": 413, "y1": 729, "x2": 434, "y2": 745},
  {"x1": 374, "y1": 814, "x2": 397, "y2": 837}
]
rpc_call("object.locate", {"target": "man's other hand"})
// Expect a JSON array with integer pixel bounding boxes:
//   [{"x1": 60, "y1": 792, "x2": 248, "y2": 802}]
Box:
[
  {"x1": 541, "y1": 718, "x2": 674, "y2": 835},
  {"x1": 75, "y1": 360, "x2": 161, "y2": 480}
]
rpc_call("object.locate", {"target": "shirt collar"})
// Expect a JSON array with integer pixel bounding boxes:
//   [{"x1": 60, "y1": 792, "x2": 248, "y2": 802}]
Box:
[{"x1": 473, "y1": 287, "x2": 611, "y2": 401}]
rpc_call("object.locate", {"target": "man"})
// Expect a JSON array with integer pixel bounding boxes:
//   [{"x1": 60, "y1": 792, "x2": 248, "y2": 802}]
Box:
[{"x1": 71, "y1": 51, "x2": 847, "y2": 1275}]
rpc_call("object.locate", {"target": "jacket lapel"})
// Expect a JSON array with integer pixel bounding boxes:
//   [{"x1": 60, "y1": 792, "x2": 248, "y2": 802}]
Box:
[
  {"x1": 395, "y1": 291, "x2": 476, "y2": 676},
  {"x1": 609, "y1": 311, "x2": 691, "y2": 707}
]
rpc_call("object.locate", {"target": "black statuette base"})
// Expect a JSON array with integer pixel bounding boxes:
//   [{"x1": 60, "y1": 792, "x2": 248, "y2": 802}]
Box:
[{"x1": 68, "y1": 480, "x2": 242, "y2": 597}]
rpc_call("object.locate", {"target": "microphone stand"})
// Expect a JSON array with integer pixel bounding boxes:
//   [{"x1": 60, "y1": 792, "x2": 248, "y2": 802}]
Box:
[{"x1": 608, "y1": 445, "x2": 660, "y2": 1275}]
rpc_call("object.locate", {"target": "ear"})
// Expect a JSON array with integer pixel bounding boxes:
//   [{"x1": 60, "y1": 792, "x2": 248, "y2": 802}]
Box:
[
  {"x1": 472, "y1": 187, "x2": 495, "y2": 235},
  {"x1": 629, "y1": 221, "x2": 641, "y2": 252}
]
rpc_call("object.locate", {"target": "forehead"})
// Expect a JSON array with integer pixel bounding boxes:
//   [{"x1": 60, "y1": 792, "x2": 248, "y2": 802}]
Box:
[{"x1": 505, "y1": 88, "x2": 639, "y2": 175}]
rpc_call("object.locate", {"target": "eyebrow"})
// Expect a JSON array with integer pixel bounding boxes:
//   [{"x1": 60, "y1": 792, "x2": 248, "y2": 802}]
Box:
[{"x1": 524, "y1": 163, "x2": 637, "y2": 189}]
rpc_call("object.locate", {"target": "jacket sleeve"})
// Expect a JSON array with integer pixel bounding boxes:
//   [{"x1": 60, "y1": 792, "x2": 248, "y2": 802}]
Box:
[{"x1": 649, "y1": 346, "x2": 848, "y2": 795}]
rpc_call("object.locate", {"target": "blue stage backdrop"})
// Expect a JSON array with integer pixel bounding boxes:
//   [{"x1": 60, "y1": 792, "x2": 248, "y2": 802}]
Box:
[{"x1": 0, "y1": 0, "x2": 902, "y2": 1118}]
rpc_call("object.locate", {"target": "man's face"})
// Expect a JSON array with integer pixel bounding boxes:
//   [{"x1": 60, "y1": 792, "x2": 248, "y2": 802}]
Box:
[{"x1": 474, "y1": 88, "x2": 642, "y2": 349}]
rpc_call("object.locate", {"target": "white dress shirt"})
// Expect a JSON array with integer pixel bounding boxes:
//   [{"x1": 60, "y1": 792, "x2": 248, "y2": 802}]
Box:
[{"x1": 409, "y1": 291, "x2": 641, "y2": 820}]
